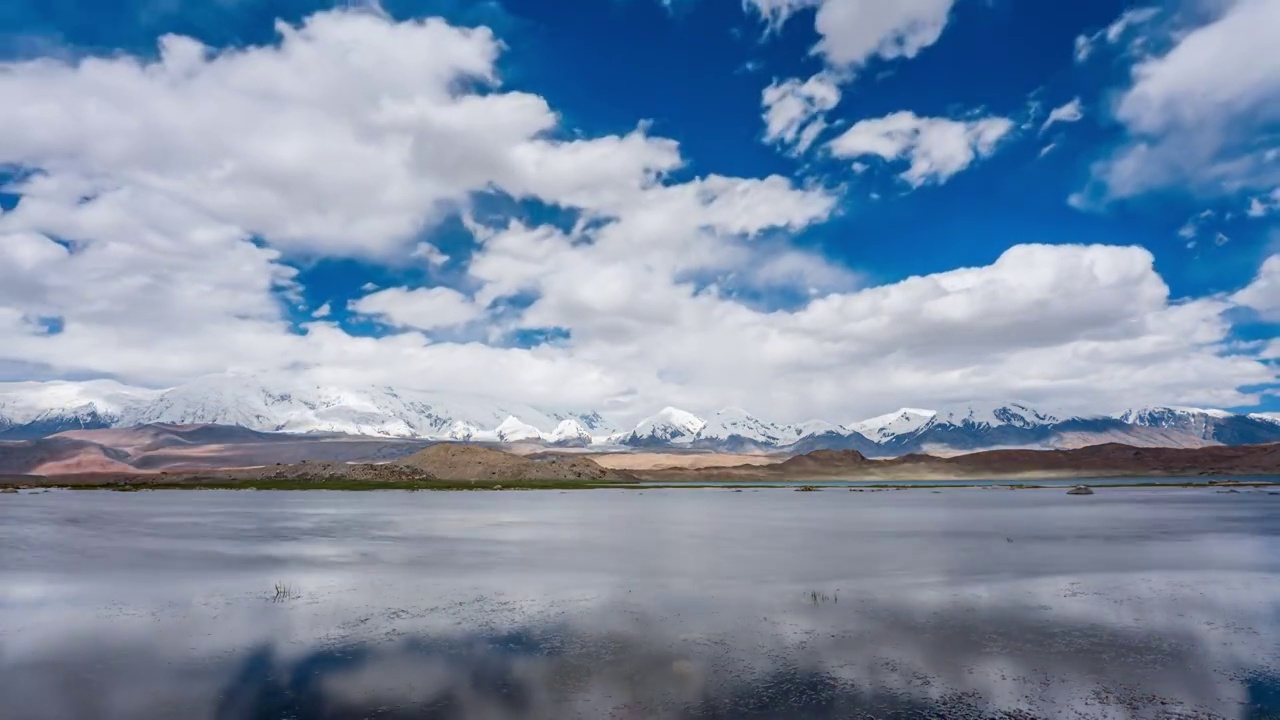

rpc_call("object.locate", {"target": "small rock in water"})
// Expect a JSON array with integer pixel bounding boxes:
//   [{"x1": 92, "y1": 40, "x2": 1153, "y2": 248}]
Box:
[{"x1": 1066, "y1": 485, "x2": 1094, "y2": 496}]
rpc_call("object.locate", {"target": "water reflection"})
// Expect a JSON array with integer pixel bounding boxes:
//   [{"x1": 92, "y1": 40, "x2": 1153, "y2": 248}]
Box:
[{"x1": 1, "y1": 489, "x2": 1279, "y2": 719}]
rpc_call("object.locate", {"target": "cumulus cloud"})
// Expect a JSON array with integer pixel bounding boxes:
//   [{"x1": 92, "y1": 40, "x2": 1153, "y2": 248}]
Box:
[
  {"x1": 1233, "y1": 255, "x2": 1280, "y2": 321},
  {"x1": 0, "y1": 12, "x2": 681, "y2": 258},
  {"x1": 747, "y1": 0, "x2": 959, "y2": 158},
  {"x1": 745, "y1": 0, "x2": 957, "y2": 70},
  {"x1": 761, "y1": 74, "x2": 841, "y2": 153},
  {"x1": 1085, "y1": 0, "x2": 1280, "y2": 202},
  {"x1": 475, "y1": 240, "x2": 1272, "y2": 418},
  {"x1": 1039, "y1": 98, "x2": 1084, "y2": 134},
  {"x1": 827, "y1": 112, "x2": 1014, "y2": 187},
  {"x1": 0, "y1": 9, "x2": 1274, "y2": 421},
  {"x1": 412, "y1": 243, "x2": 450, "y2": 266},
  {"x1": 351, "y1": 287, "x2": 483, "y2": 330}
]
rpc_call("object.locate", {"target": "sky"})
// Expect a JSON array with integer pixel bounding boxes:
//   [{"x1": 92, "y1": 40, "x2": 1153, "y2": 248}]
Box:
[{"x1": 0, "y1": 0, "x2": 1278, "y2": 423}]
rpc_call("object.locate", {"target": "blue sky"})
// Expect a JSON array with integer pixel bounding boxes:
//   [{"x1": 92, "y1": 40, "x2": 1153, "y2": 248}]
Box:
[{"x1": 0, "y1": 0, "x2": 1277, "y2": 421}]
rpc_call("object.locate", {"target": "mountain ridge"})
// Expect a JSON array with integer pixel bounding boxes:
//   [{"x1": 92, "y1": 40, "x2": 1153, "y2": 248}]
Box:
[{"x1": 3, "y1": 376, "x2": 1280, "y2": 455}]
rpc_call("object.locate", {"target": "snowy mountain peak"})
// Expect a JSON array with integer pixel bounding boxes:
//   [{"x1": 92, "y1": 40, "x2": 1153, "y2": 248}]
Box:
[
  {"x1": 5, "y1": 375, "x2": 1280, "y2": 452},
  {"x1": 493, "y1": 416, "x2": 543, "y2": 442},
  {"x1": 0, "y1": 379, "x2": 158, "y2": 425},
  {"x1": 445, "y1": 420, "x2": 480, "y2": 441},
  {"x1": 546, "y1": 419, "x2": 592, "y2": 445},
  {"x1": 934, "y1": 403, "x2": 1058, "y2": 429},
  {"x1": 848, "y1": 408, "x2": 936, "y2": 442},
  {"x1": 1114, "y1": 406, "x2": 1228, "y2": 426},
  {"x1": 622, "y1": 407, "x2": 707, "y2": 445},
  {"x1": 787, "y1": 419, "x2": 842, "y2": 439},
  {"x1": 696, "y1": 407, "x2": 785, "y2": 444}
]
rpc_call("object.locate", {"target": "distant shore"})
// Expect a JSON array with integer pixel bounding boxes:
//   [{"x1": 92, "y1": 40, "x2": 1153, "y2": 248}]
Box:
[
  {"x1": 5, "y1": 440, "x2": 1280, "y2": 491},
  {"x1": 5, "y1": 475, "x2": 1280, "y2": 492}
]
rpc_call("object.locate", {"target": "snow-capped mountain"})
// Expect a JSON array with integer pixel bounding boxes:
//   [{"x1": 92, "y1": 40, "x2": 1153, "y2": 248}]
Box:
[
  {"x1": 848, "y1": 408, "x2": 936, "y2": 443},
  {"x1": 1114, "y1": 406, "x2": 1280, "y2": 445},
  {"x1": 0, "y1": 375, "x2": 615, "y2": 444},
  {"x1": 0, "y1": 380, "x2": 160, "y2": 440},
  {"x1": 1116, "y1": 406, "x2": 1230, "y2": 429},
  {"x1": 840, "y1": 404, "x2": 1080, "y2": 453},
  {"x1": 785, "y1": 419, "x2": 842, "y2": 440},
  {"x1": 687, "y1": 407, "x2": 794, "y2": 451},
  {"x1": 933, "y1": 403, "x2": 1061, "y2": 429},
  {"x1": 545, "y1": 419, "x2": 594, "y2": 446},
  {"x1": 4, "y1": 376, "x2": 1280, "y2": 454},
  {"x1": 613, "y1": 407, "x2": 842, "y2": 452},
  {"x1": 615, "y1": 407, "x2": 707, "y2": 447}
]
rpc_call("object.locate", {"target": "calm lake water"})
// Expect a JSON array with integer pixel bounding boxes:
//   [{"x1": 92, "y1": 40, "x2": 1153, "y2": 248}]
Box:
[{"x1": 2, "y1": 487, "x2": 1279, "y2": 719}]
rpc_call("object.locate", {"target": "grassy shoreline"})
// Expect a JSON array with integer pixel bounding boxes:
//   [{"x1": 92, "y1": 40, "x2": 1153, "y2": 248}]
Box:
[{"x1": 4, "y1": 477, "x2": 1278, "y2": 492}]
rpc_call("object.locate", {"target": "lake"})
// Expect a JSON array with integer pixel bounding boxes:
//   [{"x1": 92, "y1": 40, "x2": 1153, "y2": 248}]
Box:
[{"x1": 2, "y1": 487, "x2": 1279, "y2": 719}]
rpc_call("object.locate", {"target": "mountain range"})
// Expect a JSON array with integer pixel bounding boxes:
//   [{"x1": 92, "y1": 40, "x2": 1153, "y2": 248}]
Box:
[{"x1": 3, "y1": 375, "x2": 1280, "y2": 456}]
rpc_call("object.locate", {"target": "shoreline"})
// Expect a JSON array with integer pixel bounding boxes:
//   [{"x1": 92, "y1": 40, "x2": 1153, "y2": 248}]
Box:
[{"x1": 5, "y1": 477, "x2": 1280, "y2": 492}]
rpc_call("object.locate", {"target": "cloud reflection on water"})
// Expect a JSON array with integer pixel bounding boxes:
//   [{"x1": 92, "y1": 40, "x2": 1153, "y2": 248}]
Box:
[{"x1": 2, "y1": 489, "x2": 1279, "y2": 718}]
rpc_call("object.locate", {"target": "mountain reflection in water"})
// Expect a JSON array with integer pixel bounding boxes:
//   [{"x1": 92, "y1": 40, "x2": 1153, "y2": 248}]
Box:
[{"x1": 1, "y1": 488, "x2": 1279, "y2": 719}]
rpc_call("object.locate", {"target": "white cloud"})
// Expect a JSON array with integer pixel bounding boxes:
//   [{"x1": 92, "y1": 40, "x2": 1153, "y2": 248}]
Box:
[
  {"x1": 1038, "y1": 143, "x2": 1057, "y2": 159},
  {"x1": 1233, "y1": 255, "x2": 1280, "y2": 321},
  {"x1": 0, "y1": 9, "x2": 1274, "y2": 421},
  {"x1": 0, "y1": 11, "x2": 681, "y2": 259},
  {"x1": 743, "y1": 0, "x2": 817, "y2": 32},
  {"x1": 745, "y1": 0, "x2": 959, "y2": 157},
  {"x1": 351, "y1": 286, "x2": 482, "y2": 330},
  {"x1": 827, "y1": 111, "x2": 1014, "y2": 187},
  {"x1": 1039, "y1": 97, "x2": 1084, "y2": 134},
  {"x1": 813, "y1": 0, "x2": 955, "y2": 68},
  {"x1": 1105, "y1": 6, "x2": 1160, "y2": 44},
  {"x1": 1074, "y1": 6, "x2": 1160, "y2": 64},
  {"x1": 1073, "y1": 34, "x2": 1092, "y2": 64},
  {"x1": 1248, "y1": 188, "x2": 1280, "y2": 218},
  {"x1": 312, "y1": 302, "x2": 332, "y2": 319},
  {"x1": 745, "y1": 0, "x2": 957, "y2": 70},
  {"x1": 412, "y1": 243, "x2": 450, "y2": 266},
  {"x1": 473, "y1": 240, "x2": 1273, "y2": 418},
  {"x1": 1087, "y1": 0, "x2": 1280, "y2": 202},
  {"x1": 761, "y1": 74, "x2": 841, "y2": 153},
  {"x1": 1178, "y1": 209, "x2": 1215, "y2": 240}
]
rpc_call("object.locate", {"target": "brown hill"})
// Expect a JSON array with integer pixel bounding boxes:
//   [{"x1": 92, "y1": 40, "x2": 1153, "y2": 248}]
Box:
[
  {"x1": 643, "y1": 442, "x2": 1280, "y2": 481},
  {"x1": 772, "y1": 450, "x2": 875, "y2": 473},
  {"x1": 397, "y1": 444, "x2": 629, "y2": 482},
  {"x1": 52, "y1": 423, "x2": 431, "y2": 470},
  {"x1": 929, "y1": 442, "x2": 1280, "y2": 477},
  {"x1": 1, "y1": 442, "x2": 633, "y2": 486},
  {"x1": 56, "y1": 423, "x2": 287, "y2": 454},
  {"x1": 0, "y1": 437, "x2": 138, "y2": 476}
]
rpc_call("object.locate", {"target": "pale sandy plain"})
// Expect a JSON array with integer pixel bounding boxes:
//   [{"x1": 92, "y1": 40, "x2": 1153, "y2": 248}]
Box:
[{"x1": 583, "y1": 452, "x2": 785, "y2": 470}]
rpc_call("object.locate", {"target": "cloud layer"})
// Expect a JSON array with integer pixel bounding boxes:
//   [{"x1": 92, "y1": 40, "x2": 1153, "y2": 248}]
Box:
[
  {"x1": 0, "y1": 8, "x2": 1276, "y2": 422},
  {"x1": 1087, "y1": 0, "x2": 1280, "y2": 202},
  {"x1": 828, "y1": 112, "x2": 1013, "y2": 187}
]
